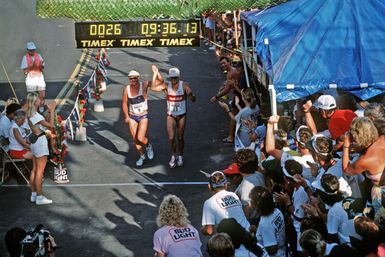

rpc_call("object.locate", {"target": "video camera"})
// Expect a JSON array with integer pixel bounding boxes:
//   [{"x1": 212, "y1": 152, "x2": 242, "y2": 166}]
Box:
[{"x1": 20, "y1": 224, "x2": 56, "y2": 257}]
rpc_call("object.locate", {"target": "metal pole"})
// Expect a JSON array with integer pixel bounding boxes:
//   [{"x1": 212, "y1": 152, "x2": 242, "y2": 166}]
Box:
[
  {"x1": 269, "y1": 84, "x2": 278, "y2": 130},
  {"x1": 234, "y1": 10, "x2": 239, "y2": 48}
]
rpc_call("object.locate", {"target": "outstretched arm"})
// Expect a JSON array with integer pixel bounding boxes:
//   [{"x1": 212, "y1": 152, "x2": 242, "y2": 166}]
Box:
[
  {"x1": 303, "y1": 100, "x2": 318, "y2": 135},
  {"x1": 150, "y1": 65, "x2": 167, "y2": 92},
  {"x1": 265, "y1": 115, "x2": 283, "y2": 159},
  {"x1": 184, "y1": 82, "x2": 196, "y2": 102}
]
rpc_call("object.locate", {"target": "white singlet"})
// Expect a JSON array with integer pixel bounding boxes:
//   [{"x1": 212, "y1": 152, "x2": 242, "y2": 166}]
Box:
[
  {"x1": 126, "y1": 82, "x2": 148, "y2": 115},
  {"x1": 166, "y1": 81, "x2": 186, "y2": 116}
]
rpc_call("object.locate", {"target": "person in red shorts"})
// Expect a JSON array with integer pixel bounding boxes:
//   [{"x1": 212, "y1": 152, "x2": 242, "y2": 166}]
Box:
[
  {"x1": 303, "y1": 95, "x2": 357, "y2": 150},
  {"x1": 8, "y1": 109, "x2": 32, "y2": 159}
]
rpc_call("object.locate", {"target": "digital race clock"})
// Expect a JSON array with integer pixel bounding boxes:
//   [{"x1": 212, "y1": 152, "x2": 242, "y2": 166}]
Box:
[{"x1": 75, "y1": 20, "x2": 201, "y2": 48}]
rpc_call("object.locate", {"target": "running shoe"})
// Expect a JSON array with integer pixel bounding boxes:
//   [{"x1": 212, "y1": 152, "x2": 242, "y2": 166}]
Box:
[
  {"x1": 136, "y1": 154, "x2": 146, "y2": 167},
  {"x1": 176, "y1": 156, "x2": 184, "y2": 167},
  {"x1": 169, "y1": 155, "x2": 176, "y2": 168},
  {"x1": 209, "y1": 46, "x2": 216, "y2": 50},
  {"x1": 146, "y1": 143, "x2": 154, "y2": 160},
  {"x1": 36, "y1": 195, "x2": 53, "y2": 205}
]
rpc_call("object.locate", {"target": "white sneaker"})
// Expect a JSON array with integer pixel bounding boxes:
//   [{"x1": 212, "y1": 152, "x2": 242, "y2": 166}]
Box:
[
  {"x1": 176, "y1": 156, "x2": 184, "y2": 167},
  {"x1": 169, "y1": 155, "x2": 176, "y2": 168},
  {"x1": 30, "y1": 195, "x2": 36, "y2": 203},
  {"x1": 136, "y1": 155, "x2": 146, "y2": 167},
  {"x1": 209, "y1": 46, "x2": 216, "y2": 50},
  {"x1": 36, "y1": 195, "x2": 53, "y2": 205},
  {"x1": 146, "y1": 143, "x2": 154, "y2": 160}
]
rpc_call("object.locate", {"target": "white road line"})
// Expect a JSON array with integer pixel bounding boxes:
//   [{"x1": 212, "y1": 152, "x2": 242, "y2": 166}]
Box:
[{"x1": 2, "y1": 181, "x2": 207, "y2": 187}]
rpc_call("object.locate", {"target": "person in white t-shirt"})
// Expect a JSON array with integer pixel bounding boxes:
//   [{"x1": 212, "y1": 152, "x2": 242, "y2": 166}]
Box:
[
  {"x1": 153, "y1": 194, "x2": 202, "y2": 257},
  {"x1": 0, "y1": 103, "x2": 20, "y2": 141},
  {"x1": 299, "y1": 229, "x2": 338, "y2": 257},
  {"x1": 26, "y1": 92, "x2": 56, "y2": 205},
  {"x1": 234, "y1": 149, "x2": 265, "y2": 219},
  {"x1": 265, "y1": 115, "x2": 316, "y2": 182},
  {"x1": 312, "y1": 174, "x2": 350, "y2": 244},
  {"x1": 217, "y1": 218, "x2": 269, "y2": 257},
  {"x1": 201, "y1": 171, "x2": 250, "y2": 236},
  {"x1": 8, "y1": 109, "x2": 32, "y2": 159},
  {"x1": 250, "y1": 186, "x2": 286, "y2": 257}
]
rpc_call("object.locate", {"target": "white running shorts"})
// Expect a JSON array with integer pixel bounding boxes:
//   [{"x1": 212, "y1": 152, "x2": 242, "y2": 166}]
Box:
[
  {"x1": 31, "y1": 135, "x2": 49, "y2": 158},
  {"x1": 26, "y1": 73, "x2": 46, "y2": 92}
]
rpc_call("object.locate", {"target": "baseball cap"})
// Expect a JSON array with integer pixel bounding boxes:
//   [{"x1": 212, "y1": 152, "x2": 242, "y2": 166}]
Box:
[
  {"x1": 281, "y1": 156, "x2": 302, "y2": 179},
  {"x1": 314, "y1": 95, "x2": 337, "y2": 110},
  {"x1": 168, "y1": 68, "x2": 180, "y2": 78},
  {"x1": 128, "y1": 70, "x2": 140, "y2": 77},
  {"x1": 26, "y1": 42, "x2": 36, "y2": 50},
  {"x1": 306, "y1": 135, "x2": 333, "y2": 157},
  {"x1": 223, "y1": 163, "x2": 239, "y2": 175},
  {"x1": 209, "y1": 171, "x2": 227, "y2": 189}
]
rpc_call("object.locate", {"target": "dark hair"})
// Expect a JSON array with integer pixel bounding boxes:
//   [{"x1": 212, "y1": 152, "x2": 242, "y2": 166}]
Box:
[
  {"x1": 235, "y1": 149, "x2": 258, "y2": 174},
  {"x1": 373, "y1": 119, "x2": 385, "y2": 136},
  {"x1": 364, "y1": 102, "x2": 385, "y2": 120},
  {"x1": 219, "y1": 56, "x2": 231, "y2": 63},
  {"x1": 317, "y1": 190, "x2": 344, "y2": 207},
  {"x1": 6, "y1": 103, "x2": 21, "y2": 116},
  {"x1": 249, "y1": 186, "x2": 275, "y2": 216},
  {"x1": 296, "y1": 126, "x2": 313, "y2": 148},
  {"x1": 4, "y1": 227, "x2": 27, "y2": 257},
  {"x1": 217, "y1": 218, "x2": 264, "y2": 256},
  {"x1": 321, "y1": 174, "x2": 339, "y2": 194},
  {"x1": 242, "y1": 88, "x2": 257, "y2": 109},
  {"x1": 274, "y1": 129, "x2": 289, "y2": 148},
  {"x1": 207, "y1": 233, "x2": 234, "y2": 257},
  {"x1": 311, "y1": 136, "x2": 333, "y2": 162},
  {"x1": 300, "y1": 217, "x2": 328, "y2": 238},
  {"x1": 284, "y1": 159, "x2": 303, "y2": 176}
]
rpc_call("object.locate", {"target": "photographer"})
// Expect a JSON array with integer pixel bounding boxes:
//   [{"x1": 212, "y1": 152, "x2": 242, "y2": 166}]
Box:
[{"x1": 4, "y1": 226, "x2": 57, "y2": 257}]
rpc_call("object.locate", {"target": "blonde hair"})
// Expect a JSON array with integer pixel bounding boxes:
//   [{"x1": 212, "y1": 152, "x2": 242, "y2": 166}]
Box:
[
  {"x1": 350, "y1": 117, "x2": 378, "y2": 148},
  {"x1": 156, "y1": 194, "x2": 190, "y2": 227},
  {"x1": 26, "y1": 93, "x2": 39, "y2": 117},
  {"x1": 299, "y1": 229, "x2": 326, "y2": 257},
  {"x1": 242, "y1": 88, "x2": 257, "y2": 109}
]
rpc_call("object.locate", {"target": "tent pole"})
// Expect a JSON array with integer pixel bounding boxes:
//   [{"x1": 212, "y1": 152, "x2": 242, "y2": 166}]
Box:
[
  {"x1": 241, "y1": 19, "x2": 251, "y2": 89},
  {"x1": 269, "y1": 84, "x2": 278, "y2": 130},
  {"x1": 234, "y1": 10, "x2": 239, "y2": 48}
]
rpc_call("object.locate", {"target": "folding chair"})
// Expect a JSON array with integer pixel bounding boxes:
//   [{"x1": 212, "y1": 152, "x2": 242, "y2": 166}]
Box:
[{"x1": 0, "y1": 138, "x2": 30, "y2": 185}]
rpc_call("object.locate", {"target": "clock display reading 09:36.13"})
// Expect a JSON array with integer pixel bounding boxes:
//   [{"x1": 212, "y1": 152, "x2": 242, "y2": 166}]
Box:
[{"x1": 139, "y1": 21, "x2": 198, "y2": 35}]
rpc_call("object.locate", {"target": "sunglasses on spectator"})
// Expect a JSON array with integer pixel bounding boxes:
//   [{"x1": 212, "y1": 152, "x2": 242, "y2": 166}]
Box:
[{"x1": 129, "y1": 77, "x2": 139, "y2": 80}]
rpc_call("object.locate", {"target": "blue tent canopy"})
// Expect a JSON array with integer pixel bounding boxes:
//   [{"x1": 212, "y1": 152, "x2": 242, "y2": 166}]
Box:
[{"x1": 242, "y1": 0, "x2": 385, "y2": 102}]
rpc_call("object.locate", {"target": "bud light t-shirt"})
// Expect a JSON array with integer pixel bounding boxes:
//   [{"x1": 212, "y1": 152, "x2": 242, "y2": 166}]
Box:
[{"x1": 153, "y1": 224, "x2": 203, "y2": 257}]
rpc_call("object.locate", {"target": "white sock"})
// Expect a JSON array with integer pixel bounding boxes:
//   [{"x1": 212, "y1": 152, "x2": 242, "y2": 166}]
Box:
[{"x1": 31, "y1": 192, "x2": 37, "y2": 197}]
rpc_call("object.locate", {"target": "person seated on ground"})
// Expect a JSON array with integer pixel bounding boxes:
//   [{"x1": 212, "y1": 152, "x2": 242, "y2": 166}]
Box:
[
  {"x1": 201, "y1": 171, "x2": 250, "y2": 236},
  {"x1": 303, "y1": 94, "x2": 357, "y2": 150},
  {"x1": 234, "y1": 149, "x2": 265, "y2": 220},
  {"x1": 207, "y1": 233, "x2": 235, "y2": 257},
  {"x1": 216, "y1": 218, "x2": 269, "y2": 257},
  {"x1": 8, "y1": 109, "x2": 32, "y2": 159},
  {"x1": 249, "y1": 186, "x2": 286, "y2": 257},
  {"x1": 311, "y1": 174, "x2": 350, "y2": 244},
  {"x1": 153, "y1": 194, "x2": 202, "y2": 257},
  {"x1": 218, "y1": 88, "x2": 260, "y2": 149},
  {"x1": 4, "y1": 226, "x2": 57, "y2": 257},
  {"x1": 0, "y1": 103, "x2": 21, "y2": 143}
]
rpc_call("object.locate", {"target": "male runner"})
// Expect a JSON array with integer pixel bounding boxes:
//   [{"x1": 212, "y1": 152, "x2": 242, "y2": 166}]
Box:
[{"x1": 151, "y1": 65, "x2": 196, "y2": 168}]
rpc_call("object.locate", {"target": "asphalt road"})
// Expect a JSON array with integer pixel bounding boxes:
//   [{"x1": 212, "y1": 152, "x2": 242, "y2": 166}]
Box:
[{"x1": 0, "y1": 4, "x2": 236, "y2": 255}]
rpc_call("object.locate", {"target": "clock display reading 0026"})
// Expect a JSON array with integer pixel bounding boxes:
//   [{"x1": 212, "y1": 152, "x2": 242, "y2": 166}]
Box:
[{"x1": 75, "y1": 19, "x2": 201, "y2": 48}]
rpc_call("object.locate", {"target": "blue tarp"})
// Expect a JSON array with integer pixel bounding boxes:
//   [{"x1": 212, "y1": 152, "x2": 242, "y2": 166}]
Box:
[{"x1": 242, "y1": 0, "x2": 385, "y2": 102}]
